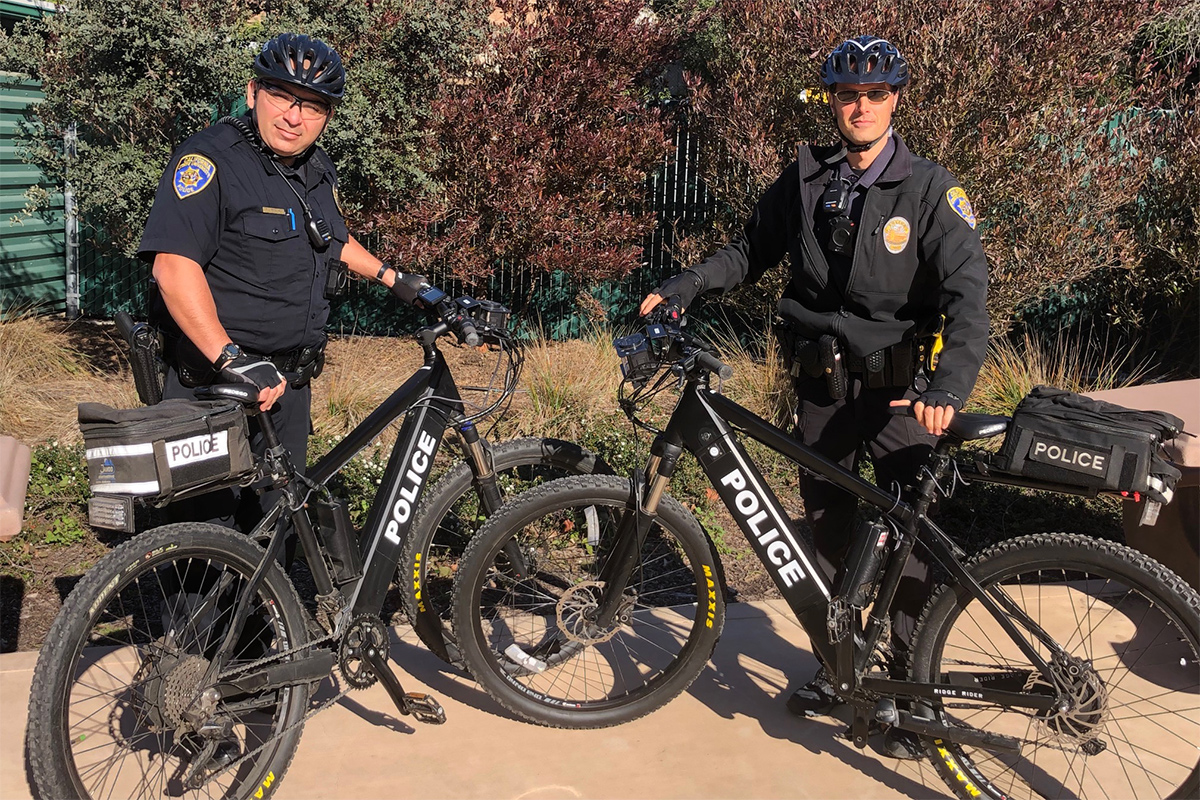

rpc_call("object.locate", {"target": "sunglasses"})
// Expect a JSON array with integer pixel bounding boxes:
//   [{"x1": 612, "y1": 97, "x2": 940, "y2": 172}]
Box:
[
  {"x1": 256, "y1": 81, "x2": 332, "y2": 121},
  {"x1": 832, "y1": 89, "x2": 894, "y2": 105}
]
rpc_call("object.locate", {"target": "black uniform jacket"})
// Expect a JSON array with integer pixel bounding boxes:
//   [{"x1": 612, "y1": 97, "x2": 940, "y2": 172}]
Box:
[
  {"x1": 138, "y1": 115, "x2": 347, "y2": 356},
  {"x1": 693, "y1": 134, "x2": 989, "y2": 401}
]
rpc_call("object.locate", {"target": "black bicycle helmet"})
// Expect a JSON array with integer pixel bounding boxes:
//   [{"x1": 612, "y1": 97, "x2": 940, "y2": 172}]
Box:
[
  {"x1": 820, "y1": 36, "x2": 909, "y2": 88},
  {"x1": 253, "y1": 33, "x2": 346, "y2": 104}
]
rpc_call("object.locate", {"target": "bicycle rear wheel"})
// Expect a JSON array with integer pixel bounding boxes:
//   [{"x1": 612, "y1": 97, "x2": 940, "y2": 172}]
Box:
[
  {"x1": 27, "y1": 523, "x2": 311, "y2": 800},
  {"x1": 911, "y1": 532, "x2": 1200, "y2": 800},
  {"x1": 401, "y1": 437, "x2": 609, "y2": 663},
  {"x1": 452, "y1": 474, "x2": 724, "y2": 728}
]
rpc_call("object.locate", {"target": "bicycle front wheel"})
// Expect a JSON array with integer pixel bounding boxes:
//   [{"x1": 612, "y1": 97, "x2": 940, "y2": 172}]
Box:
[
  {"x1": 402, "y1": 437, "x2": 610, "y2": 663},
  {"x1": 453, "y1": 474, "x2": 724, "y2": 728},
  {"x1": 27, "y1": 523, "x2": 312, "y2": 800},
  {"x1": 911, "y1": 532, "x2": 1200, "y2": 800}
]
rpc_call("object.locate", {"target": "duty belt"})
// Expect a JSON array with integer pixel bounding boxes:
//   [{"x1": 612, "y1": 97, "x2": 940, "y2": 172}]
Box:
[
  {"x1": 780, "y1": 329, "x2": 925, "y2": 392},
  {"x1": 245, "y1": 335, "x2": 327, "y2": 388}
]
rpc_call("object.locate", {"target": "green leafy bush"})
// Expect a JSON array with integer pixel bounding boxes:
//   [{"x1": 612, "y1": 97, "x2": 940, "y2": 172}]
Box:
[
  {"x1": 23, "y1": 443, "x2": 90, "y2": 546},
  {"x1": 1, "y1": 0, "x2": 491, "y2": 257}
]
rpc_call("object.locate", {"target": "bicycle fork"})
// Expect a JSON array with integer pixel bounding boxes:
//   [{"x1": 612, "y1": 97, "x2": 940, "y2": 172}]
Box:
[{"x1": 591, "y1": 438, "x2": 682, "y2": 627}]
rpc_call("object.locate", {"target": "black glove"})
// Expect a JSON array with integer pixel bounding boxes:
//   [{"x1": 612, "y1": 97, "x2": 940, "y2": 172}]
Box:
[
  {"x1": 915, "y1": 389, "x2": 963, "y2": 412},
  {"x1": 389, "y1": 270, "x2": 431, "y2": 306},
  {"x1": 218, "y1": 353, "x2": 284, "y2": 393},
  {"x1": 651, "y1": 269, "x2": 706, "y2": 311}
]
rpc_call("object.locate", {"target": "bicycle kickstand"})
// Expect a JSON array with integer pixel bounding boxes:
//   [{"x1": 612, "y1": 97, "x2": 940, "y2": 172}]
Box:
[{"x1": 359, "y1": 644, "x2": 447, "y2": 725}]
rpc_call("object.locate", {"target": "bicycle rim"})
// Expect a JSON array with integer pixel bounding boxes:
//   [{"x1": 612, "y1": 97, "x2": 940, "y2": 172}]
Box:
[
  {"x1": 40, "y1": 532, "x2": 307, "y2": 799},
  {"x1": 912, "y1": 534, "x2": 1200, "y2": 800},
  {"x1": 416, "y1": 456, "x2": 600, "y2": 631},
  {"x1": 464, "y1": 490, "x2": 716, "y2": 719}
]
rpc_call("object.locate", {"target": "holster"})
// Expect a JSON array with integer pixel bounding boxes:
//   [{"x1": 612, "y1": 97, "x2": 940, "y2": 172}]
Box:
[
  {"x1": 126, "y1": 321, "x2": 165, "y2": 405},
  {"x1": 290, "y1": 335, "x2": 327, "y2": 389},
  {"x1": 777, "y1": 324, "x2": 821, "y2": 380},
  {"x1": 818, "y1": 335, "x2": 847, "y2": 400}
]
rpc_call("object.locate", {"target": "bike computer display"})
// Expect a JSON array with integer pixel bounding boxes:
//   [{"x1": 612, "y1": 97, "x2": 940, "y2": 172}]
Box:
[{"x1": 417, "y1": 285, "x2": 450, "y2": 306}]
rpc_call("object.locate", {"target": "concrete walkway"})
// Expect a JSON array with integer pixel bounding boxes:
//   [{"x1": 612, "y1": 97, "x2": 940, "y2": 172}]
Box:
[{"x1": 0, "y1": 600, "x2": 952, "y2": 799}]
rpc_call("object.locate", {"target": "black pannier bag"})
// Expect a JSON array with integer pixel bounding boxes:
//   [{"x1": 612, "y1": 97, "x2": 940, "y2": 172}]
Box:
[
  {"x1": 992, "y1": 385, "x2": 1184, "y2": 505},
  {"x1": 79, "y1": 399, "x2": 256, "y2": 506}
]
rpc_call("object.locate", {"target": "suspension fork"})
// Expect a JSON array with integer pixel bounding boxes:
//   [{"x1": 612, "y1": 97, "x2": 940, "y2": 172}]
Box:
[
  {"x1": 457, "y1": 422, "x2": 530, "y2": 577},
  {"x1": 592, "y1": 436, "x2": 682, "y2": 626}
]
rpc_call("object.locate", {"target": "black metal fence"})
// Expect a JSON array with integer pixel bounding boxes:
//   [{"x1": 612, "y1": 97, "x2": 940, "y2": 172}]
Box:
[{"x1": 79, "y1": 123, "x2": 730, "y2": 340}]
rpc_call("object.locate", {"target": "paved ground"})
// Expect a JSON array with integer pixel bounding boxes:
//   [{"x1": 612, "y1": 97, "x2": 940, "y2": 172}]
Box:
[{"x1": 0, "y1": 600, "x2": 953, "y2": 800}]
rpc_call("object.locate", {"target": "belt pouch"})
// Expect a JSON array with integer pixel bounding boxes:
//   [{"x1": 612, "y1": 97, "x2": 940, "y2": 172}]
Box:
[
  {"x1": 292, "y1": 335, "x2": 328, "y2": 388},
  {"x1": 863, "y1": 349, "x2": 886, "y2": 389},
  {"x1": 819, "y1": 335, "x2": 847, "y2": 400},
  {"x1": 887, "y1": 341, "x2": 914, "y2": 388}
]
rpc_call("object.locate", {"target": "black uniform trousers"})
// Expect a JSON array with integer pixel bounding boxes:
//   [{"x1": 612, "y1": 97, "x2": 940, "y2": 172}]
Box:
[
  {"x1": 161, "y1": 366, "x2": 312, "y2": 533},
  {"x1": 793, "y1": 374, "x2": 936, "y2": 659}
]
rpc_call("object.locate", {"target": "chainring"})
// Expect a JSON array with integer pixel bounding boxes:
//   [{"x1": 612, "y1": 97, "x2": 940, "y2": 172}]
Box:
[{"x1": 338, "y1": 614, "x2": 389, "y2": 689}]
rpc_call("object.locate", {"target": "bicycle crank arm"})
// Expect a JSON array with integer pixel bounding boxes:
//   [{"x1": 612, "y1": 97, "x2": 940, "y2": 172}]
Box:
[
  {"x1": 875, "y1": 700, "x2": 1021, "y2": 755},
  {"x1": 217, "y1": 650, "x2": 336, "y2": 697},
  {"x1": 359, "y1": 640, "x2": 446, "y2": 724}
]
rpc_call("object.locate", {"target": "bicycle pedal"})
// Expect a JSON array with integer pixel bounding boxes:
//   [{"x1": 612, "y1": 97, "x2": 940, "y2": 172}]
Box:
[{"x1": 404, "y1": 692, "x2": 446, "y2": 724}]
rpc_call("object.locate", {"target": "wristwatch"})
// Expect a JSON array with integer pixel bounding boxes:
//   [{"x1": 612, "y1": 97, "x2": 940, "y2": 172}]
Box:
[{"x1": 213, "y1": 343, "x2": 242, "y2": 370}]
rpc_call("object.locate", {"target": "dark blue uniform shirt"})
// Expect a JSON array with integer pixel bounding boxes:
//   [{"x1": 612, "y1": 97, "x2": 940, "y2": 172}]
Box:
[{"x1": 138, "y1": 114, "x2": 347, "y2": 356}]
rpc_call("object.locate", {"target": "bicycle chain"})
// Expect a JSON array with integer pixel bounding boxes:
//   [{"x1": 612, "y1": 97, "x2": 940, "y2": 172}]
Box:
[{"x1": 193, "y1": 628, "x2": 348, "y2": 785}]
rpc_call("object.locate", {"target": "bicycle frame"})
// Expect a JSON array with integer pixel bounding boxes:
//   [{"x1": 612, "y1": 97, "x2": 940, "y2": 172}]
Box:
[
  {"x1": 232, "y1": 328, "x2": 488, "y2": 662},
  {"x1": 618, "y1": 379, "x2": 1063, "y2": 724}
]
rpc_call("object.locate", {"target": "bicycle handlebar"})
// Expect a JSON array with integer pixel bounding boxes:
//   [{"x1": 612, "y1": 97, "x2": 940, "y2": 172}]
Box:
[
  {"x1": 695, "y1": 350, "x2": 733, "y2": 381},
  {"x1": 417, "y1": 287, "x2": 509, "y2": 348},
  {"x1": 614, "y1": 310, "x2": 733, "y2": 386}
]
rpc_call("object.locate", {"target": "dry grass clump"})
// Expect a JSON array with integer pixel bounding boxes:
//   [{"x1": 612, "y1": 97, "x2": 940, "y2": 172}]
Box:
[
  {"x1": 0, "y1": 310, "x2": 139, "y2": 444},
  {"x1": 970, "y1": 331, "x2": 1148, "y2": 416},
  {"x1": 710, "y1": 322, "x2": 795, "y2": 428},
  {"x1": 311, "y1": 334, "x2": 426, "y2": 436},
  {"x1": 507, "y1": 326, "x2": 625, "y2": 439}
]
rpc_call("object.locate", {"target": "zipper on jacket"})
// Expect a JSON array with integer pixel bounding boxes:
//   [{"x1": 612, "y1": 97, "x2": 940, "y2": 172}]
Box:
[{"x1": 868, "y1": 214, "x2": 886, "y2": 279}]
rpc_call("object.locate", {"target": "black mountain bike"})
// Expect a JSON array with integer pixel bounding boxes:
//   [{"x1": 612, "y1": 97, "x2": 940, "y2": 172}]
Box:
[
  {"x1": 451, "y1": 316, "x2": 1200, "y2": 800},
  {"x1": 25, "y1": 287, "x2": 606, "y2": 800}
]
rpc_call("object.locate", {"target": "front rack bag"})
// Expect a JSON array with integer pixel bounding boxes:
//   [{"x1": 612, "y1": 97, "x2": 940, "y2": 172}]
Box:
[
  {"x1": 992, "y1": 385, "x2": 1184, "y2": 503},
  {"x1": 79, "y1": 399, "x2": 255, "y2": 505}
]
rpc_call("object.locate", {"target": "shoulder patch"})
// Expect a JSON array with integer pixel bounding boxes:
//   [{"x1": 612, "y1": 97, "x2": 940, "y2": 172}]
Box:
[
  {"x1": 173, "y1": 154, "x2": 217, "y2": 200},
  {"x1": 945, "y1": 187, "x2": 977, "y2": 229},
  {"x1": 332, "y1": 185, "x2": 344, "y2": 216},
  {"x1": 883, "y1": 216, "x2": 911, "y2": 254}
]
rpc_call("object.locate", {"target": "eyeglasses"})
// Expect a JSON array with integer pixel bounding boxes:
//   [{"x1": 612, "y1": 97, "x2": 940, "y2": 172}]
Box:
[
  {"x1": 256, "y1": 81, "x2": 332, "y2": 121},
  {"x1": 832, "y1": 88, "x2": 894, "y2": 105}
]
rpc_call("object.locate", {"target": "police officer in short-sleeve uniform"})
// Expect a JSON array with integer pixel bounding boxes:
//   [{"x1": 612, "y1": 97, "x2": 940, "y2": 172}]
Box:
[
  {"x1": 641, "y1": 36, "x2": 989, "y2": 758},
  {"x1": 138, "y1": 33, "x2": 430, "y2": 530}
]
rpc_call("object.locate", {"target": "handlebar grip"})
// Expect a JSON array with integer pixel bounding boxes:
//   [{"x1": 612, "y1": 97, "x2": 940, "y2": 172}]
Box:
[
  {"x1": 697, "y1": 351, "x2": 733, "y2": 380},
  {"x1": 460, "y1": 319, "x2": 481, "y2": 348}
]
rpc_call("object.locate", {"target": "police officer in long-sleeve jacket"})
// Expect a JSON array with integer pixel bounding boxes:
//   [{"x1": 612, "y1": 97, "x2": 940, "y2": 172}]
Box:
[{"x1": 641, "y1": 36, "x2": 989, "y2": 758}]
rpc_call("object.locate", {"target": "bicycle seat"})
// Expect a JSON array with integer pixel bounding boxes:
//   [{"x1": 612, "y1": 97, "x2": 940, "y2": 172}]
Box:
[
  {"x1": 946, "y1": 412, "x2": 1009, "y2": 441},
  {"x1": 193, "y1": 384, "x2": 259, "y2": 406}
]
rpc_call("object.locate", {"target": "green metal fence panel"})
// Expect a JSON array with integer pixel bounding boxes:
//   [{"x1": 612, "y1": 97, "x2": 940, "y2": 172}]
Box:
[{"x1": 0, "y1": 73, "x2": 64, "y2": 315}]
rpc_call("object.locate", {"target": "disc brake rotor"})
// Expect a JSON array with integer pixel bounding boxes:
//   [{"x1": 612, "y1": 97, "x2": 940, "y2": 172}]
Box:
[
  {"x1": 556, "y1": 581, "x2": 635, "y2": 644},
  {"x1": 1026, "y1": 660, "x2": 1109, "y2": 742}
]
